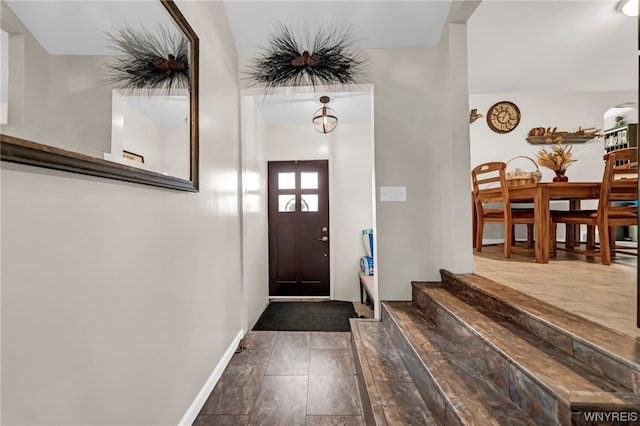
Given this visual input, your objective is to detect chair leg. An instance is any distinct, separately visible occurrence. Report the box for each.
[504,222,512,258]
[550,221,557,257]
[526,224,534,248]
[598,222,611,265]
[587,226,596,251]
[609,226,616,256]
[565,224,573,249]
[472,194,477,249]
[475,219,484,253]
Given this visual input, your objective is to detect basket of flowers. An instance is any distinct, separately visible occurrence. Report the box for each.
[506,156,542,186]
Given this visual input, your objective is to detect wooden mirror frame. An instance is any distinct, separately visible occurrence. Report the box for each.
[0,0,199,192]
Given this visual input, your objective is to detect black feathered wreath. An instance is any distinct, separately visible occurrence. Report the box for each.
[103,25,189,93]
[246,23,368,91]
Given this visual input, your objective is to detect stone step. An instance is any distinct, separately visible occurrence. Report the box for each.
[349,318,436,425]
[381,302,536,426]
[435,269,640,395]
[410,277,640,425]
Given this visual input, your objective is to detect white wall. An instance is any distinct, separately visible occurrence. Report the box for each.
[122,100,161,167]
[435,20,474,275]
[241,94,270,330]
[265,121,375,303]
[161,124,190,179]
[368,46,440,302]
[366,40,474,303]
[1,1,243,425]
[332,122,376,302]
[470,91,637,182]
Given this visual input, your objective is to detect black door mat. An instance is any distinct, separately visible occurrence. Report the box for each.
[252,300,358,332]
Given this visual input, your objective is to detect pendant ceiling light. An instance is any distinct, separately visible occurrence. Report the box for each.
[312,96,338,134]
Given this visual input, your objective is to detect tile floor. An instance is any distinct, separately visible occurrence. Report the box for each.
[192,246,638,425]
[193,331,365,426]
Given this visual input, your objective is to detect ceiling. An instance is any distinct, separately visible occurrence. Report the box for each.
[223,1,453,55]
[4,1,175,56]
[467,0,636,94]
[5,1,636,127]
[224,0,454,127]
[226,0,636,126]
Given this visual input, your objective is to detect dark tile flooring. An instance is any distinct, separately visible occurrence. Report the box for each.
[193,331,364,426]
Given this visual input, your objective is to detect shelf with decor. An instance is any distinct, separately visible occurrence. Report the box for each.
[526,135,598,145]
[526,126,602,145]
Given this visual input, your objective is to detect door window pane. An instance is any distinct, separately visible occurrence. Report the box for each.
[301,194,318,212]
[300,172,318,189]
[278,172,295,189]
[279,195,296,212]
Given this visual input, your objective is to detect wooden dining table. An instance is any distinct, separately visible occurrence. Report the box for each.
[476,180,638,263]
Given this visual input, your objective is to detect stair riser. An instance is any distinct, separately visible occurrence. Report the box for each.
[381,306,457,426]
[413,282,439,322]
[437,271,640,393]
[437,273,575,355]
[388,300,571,425]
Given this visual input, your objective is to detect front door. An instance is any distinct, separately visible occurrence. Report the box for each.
[268,160,329,296]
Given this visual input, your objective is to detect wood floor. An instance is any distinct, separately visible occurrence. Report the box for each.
[473,243,639,338]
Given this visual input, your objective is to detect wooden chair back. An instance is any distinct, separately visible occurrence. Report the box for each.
[599,148,638,218]
[610,147,638,174]
[471,162,510,218]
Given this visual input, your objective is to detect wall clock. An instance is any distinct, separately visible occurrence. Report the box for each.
[487,101,521,134]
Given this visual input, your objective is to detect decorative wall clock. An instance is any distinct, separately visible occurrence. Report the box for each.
[487,101,521,133]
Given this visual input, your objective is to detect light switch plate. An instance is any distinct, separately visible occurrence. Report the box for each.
[380,186,407,202]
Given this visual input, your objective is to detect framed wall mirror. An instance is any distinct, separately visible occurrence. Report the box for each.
[0,0,199,191]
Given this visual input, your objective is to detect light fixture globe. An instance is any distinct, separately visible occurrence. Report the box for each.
[312,96,338,134]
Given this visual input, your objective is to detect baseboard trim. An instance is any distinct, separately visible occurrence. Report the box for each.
[177,328,245,426]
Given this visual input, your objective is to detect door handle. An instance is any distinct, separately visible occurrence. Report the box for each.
[317,236,328,242]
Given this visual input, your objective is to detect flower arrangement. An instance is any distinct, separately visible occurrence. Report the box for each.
[536,144,576,171]
[536,144,576,182]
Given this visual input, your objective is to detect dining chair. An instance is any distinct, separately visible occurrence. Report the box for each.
[551,148,638,265]
[471,162,535,258]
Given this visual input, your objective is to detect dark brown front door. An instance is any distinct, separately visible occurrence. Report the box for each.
[268,160,329,296]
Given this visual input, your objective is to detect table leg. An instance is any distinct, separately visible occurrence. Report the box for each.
[534,186,550,263]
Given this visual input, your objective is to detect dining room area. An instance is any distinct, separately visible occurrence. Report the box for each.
[469,123,638,338]
[466,0,638,339]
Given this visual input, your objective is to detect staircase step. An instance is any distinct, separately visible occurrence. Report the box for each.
[410,278,640,425]
[349,318,436,425]
[381,302,536,426]
[436,270,640,394]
